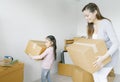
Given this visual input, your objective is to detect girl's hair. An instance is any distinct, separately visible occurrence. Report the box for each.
[82,3,108,39]
[46,35,57,60]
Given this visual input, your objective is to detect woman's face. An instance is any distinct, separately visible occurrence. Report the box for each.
[45,38,53,48]
[83,9,97,23]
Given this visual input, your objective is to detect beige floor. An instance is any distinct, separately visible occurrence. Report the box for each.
[34,73,120,82]
[34,73,72,82]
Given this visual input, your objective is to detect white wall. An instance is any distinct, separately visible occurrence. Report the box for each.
[77,0,120,74]
[0,0,80,82]
[1,0,120,81]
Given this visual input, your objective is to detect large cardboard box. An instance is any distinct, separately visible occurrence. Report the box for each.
[58,62,74,76]
[25,40,46,56]
[67,38,111,73]
[0,62,24,82]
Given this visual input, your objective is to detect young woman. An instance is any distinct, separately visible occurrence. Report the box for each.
[30,35,57,82]
[82,3,119,82]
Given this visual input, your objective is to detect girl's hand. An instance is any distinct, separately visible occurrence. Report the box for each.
[28,54,41,60]
[28,54,35,59]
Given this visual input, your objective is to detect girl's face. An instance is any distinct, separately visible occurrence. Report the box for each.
[83,9,97,23]
[45,38,53,48]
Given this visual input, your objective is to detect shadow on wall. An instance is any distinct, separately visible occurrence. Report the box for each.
[24,63,34,82]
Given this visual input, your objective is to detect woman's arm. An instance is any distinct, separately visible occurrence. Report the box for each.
[93,20,119,68]
[104,20,119,56]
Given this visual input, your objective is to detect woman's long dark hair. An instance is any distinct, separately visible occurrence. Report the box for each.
[82,3,107,39]
[46,35,57,60]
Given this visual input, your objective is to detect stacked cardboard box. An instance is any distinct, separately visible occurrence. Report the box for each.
[25,40,46,56]
[64,39,74,51]
[0,62,24,82]
[58,61,74,76]
[64,37,82,51]
[58,63,115,82]
[107,69,115,82]
[72,66,115,82]
[72,66,94,82]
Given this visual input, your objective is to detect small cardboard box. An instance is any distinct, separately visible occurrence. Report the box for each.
[25,40,46,56]
[67,38,111,73]
[0,62,24,82]
[58,62,74,76]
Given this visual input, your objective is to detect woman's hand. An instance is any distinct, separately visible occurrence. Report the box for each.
[93,53,110,69]
[93,56,104,69]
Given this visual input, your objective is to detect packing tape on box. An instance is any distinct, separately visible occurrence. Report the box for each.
[74,42,98,53]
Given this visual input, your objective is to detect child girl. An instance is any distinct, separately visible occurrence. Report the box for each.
[30,35,57,82]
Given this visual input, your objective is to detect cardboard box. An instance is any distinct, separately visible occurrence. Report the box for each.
[108,75,115,82]
[58,62,74,76]
[108,69,115,82]
[58,62,114,82]
[72,66,94,82]
[72,66,115,82]
[0,62,24,82]
[64,39,74,51]
[73,37,83,41]
[67,38,111,73]
[25,40,46,56]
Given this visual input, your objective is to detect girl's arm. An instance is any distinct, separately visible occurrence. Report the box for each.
[30,49,48,60]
